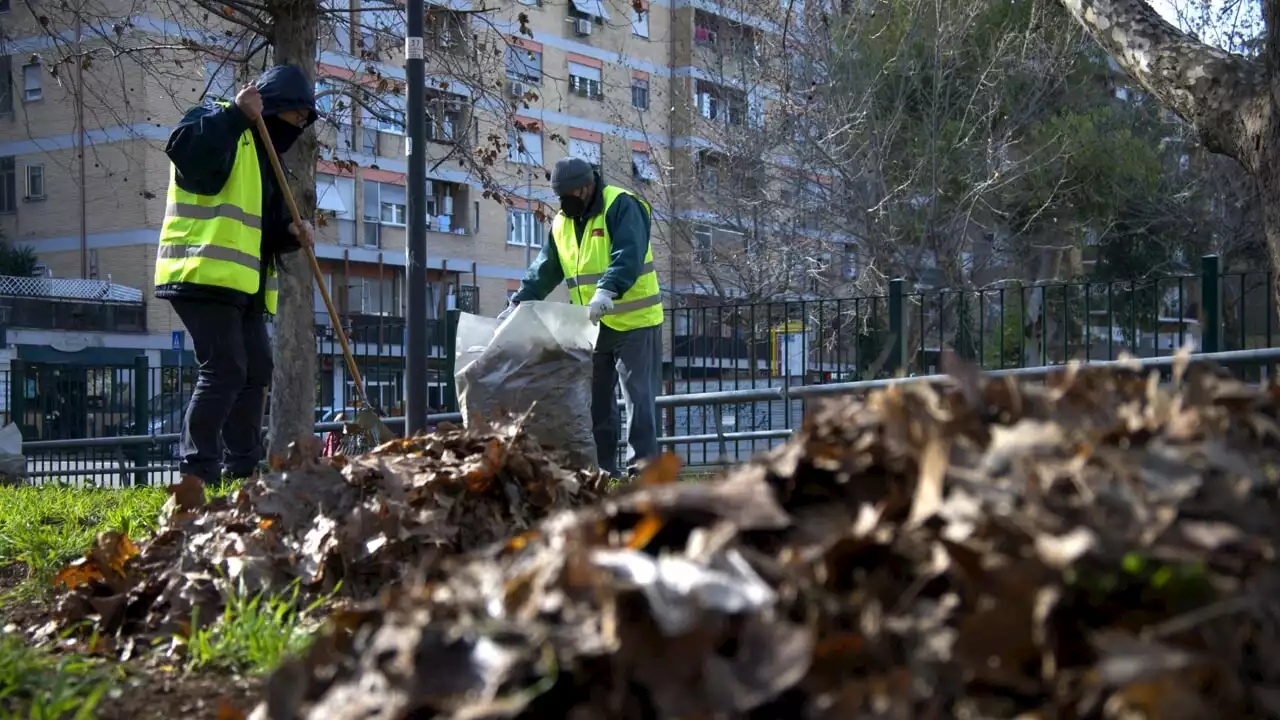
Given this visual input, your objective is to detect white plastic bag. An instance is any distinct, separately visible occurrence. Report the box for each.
[454,301,599,469]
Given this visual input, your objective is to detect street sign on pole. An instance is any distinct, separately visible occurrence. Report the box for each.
[172,331,184,353]
[405,0,428,435]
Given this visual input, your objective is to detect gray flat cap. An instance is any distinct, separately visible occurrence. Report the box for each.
[552,156,595,195]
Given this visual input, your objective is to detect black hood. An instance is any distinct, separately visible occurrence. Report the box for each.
[254,64,317,154]
[256,64,318,126]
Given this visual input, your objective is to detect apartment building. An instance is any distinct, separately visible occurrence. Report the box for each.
[0,0,840,415]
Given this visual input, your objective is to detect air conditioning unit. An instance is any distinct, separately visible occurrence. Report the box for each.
[508,80,527,99]
[574,18,592,36]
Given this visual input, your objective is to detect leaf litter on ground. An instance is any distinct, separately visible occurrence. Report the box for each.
[32,411,607,659]
[245,355,1280,719]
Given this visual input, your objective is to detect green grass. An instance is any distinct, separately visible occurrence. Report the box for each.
[0,486,169,588]
[0,633,122,719]
[177,580,330,677]
[0,480,243,591]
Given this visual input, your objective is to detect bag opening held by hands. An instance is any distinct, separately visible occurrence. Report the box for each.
[454,302,600,470]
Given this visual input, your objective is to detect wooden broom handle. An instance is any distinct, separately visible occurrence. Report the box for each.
[252,115,369,407]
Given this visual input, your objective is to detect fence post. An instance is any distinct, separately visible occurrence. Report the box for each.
[8,359,24,436]
[888,278,907,376]
[443,309,461,414]
[132,355,149,487]
[1201,254,1222,353]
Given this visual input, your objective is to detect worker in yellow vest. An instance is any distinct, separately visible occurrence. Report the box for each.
[503,157,664,479]
[154,65,317,486]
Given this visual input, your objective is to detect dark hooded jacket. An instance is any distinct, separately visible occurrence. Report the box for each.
[156,64,318,310]
[512,171,652,304]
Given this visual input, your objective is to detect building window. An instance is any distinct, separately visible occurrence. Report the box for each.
[842,246,858,280]
[632,7,649,37]
[0,157,14,213]
[632,151,657,182]
[24,164,43,200]
[568,136,601,173]
[507,127,544,165]
[346,275,399,316]
[631,77,649,109]
[0,56,12,115]
[568,0,610,22]
[375,93,406,134]
[426,97,462,141]
[508,209,544,247]
[567,62,602,100]
[363,180,406,245]
[696,80,746,126]
[693,225,712,263]
[22,63,41,102]
[506,45,542,84]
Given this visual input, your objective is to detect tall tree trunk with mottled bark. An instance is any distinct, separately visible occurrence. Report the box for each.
[266,0,319,459]
[1056,0,1279,306]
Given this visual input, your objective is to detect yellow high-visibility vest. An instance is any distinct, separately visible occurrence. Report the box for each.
[551,185,663,331]
[154,101,279,314]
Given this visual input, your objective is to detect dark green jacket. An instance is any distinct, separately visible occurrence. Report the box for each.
[513,180,651,302]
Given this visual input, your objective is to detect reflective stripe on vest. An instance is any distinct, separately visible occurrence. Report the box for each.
[551,185,663,331]
[154,101,276,314]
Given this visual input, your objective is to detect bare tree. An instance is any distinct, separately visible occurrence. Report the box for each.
[18,0,546,451]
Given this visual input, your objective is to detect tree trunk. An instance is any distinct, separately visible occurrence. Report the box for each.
[1260,118,1280,323]
[266,2,319,459]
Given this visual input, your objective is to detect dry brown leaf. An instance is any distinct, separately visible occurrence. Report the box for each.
[214,701,246,720]
[638,453,682,486]
[167,475,206,512]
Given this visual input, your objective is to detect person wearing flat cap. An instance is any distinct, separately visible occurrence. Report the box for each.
[500,156,663,480]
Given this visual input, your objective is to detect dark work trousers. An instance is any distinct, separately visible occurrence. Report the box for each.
[591,323,663,478]
[170,299,273,482]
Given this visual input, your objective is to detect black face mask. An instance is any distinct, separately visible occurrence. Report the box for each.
[560,194,588,218]
[264,115,305,154]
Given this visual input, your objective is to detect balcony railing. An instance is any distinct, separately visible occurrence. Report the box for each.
[314,313,444,348]
[0,276,147,333]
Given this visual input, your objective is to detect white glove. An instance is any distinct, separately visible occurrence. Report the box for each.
[497,301,518,321]
[587,288,615,324]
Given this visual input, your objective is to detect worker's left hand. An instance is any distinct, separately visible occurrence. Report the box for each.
[587,288,615,324]
[289,220,315,248]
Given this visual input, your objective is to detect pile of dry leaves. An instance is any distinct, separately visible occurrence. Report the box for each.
[252,359,1280,719]
[43,414,606,647]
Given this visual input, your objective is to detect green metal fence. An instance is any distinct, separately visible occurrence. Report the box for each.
[8,254,1278,481]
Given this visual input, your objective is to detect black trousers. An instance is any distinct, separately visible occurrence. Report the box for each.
[170,299,272,482]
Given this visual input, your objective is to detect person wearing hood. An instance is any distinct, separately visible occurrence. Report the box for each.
[501,156,664,480]
[154,64,318,485]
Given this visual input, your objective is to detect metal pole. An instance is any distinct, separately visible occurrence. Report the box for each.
[405,0,428,435]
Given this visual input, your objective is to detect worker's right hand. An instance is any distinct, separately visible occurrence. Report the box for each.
[235,83,263,121]
[497,301,518,322]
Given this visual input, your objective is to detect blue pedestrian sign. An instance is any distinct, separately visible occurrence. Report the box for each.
[172,331,184,353]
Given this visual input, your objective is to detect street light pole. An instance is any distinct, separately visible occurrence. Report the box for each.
[405,0,428,435]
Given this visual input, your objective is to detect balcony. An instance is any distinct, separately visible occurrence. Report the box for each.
[0,276,147,333]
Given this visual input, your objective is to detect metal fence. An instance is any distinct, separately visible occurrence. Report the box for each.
[9,255,1280,483]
